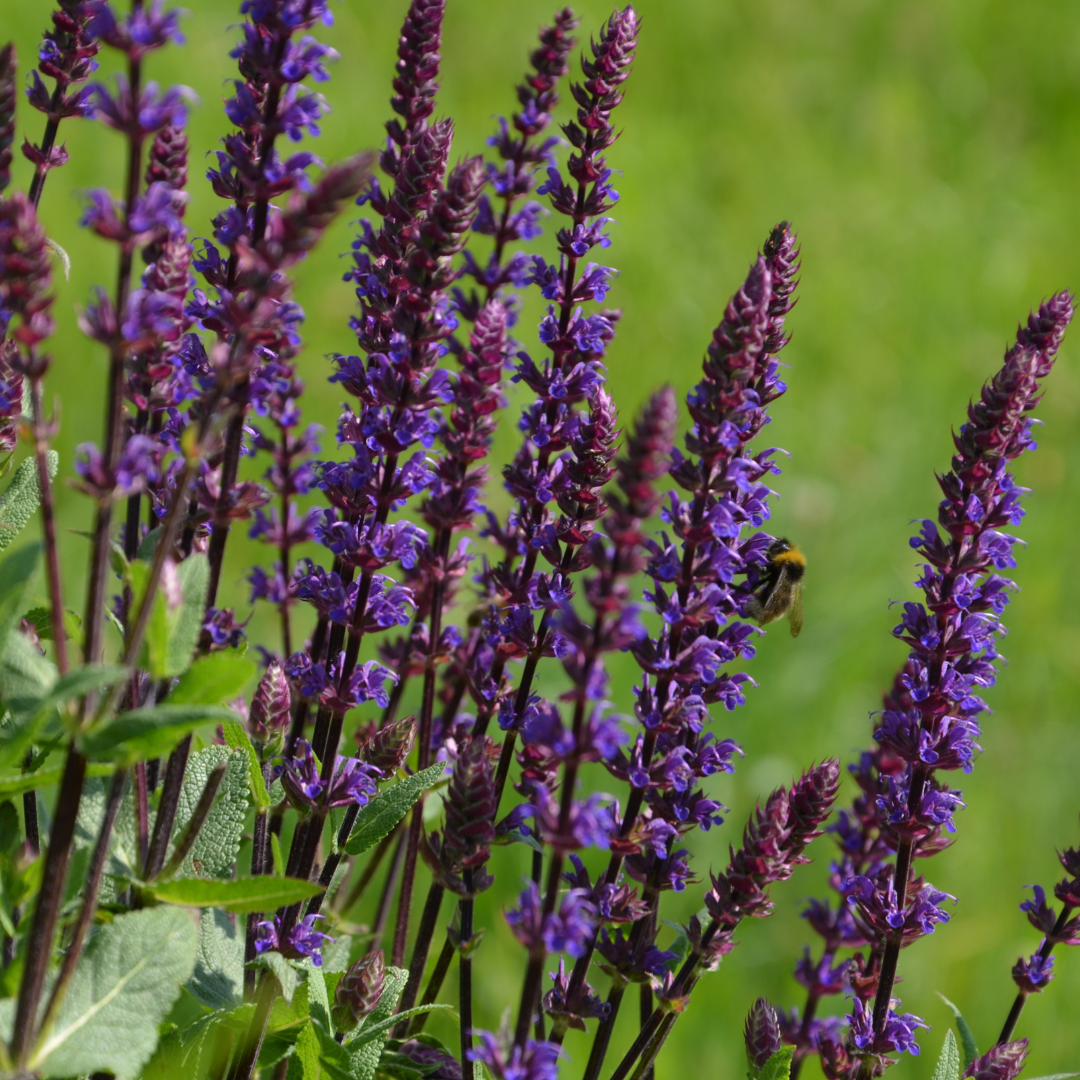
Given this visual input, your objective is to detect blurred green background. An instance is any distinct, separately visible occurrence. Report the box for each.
[3,0,1080,1075]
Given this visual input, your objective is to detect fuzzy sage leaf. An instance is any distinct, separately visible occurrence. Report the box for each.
[936,993,979,1070]
[187,908,244,1010]
[28,906,197,1080]
[171,745,249,878]
[751,1045,795,1080]
[77,703,238,763]
[148,874,324,913]
[0,453,57,553]
[222,718,271,809]
[931,1030,962,1080]
[344,761,445,856]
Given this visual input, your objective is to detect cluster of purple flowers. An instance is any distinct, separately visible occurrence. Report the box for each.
[779,296,1074,1080]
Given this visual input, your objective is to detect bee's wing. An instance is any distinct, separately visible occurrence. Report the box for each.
[757,572,791,625]
[788,581,804,638]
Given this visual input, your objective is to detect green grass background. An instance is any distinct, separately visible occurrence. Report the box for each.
[3,0,1080,1076]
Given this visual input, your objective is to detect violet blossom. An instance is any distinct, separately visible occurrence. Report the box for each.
[254,911,332,966]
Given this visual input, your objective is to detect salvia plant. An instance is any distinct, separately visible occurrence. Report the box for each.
[0,2,1074,1080]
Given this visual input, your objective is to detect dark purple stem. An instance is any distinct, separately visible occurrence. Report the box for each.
[998,903,1075,1044]
[83,41,146,671]
[158,760,227,879]
[38,768,127,1032]
[459,871,475,1077]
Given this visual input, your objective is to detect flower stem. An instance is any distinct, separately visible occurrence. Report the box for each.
[407,932,455,1036]
[397,879,445,1021]
[390,552,447,967]
[27,108,61,207]
[304,800,362,917]
[336,824,399,914]
[28,374,67,675]
[82,43,146,670]
[459,871,475,1079]
[998,903,1075,1043]
[36,768,126,1040]
[225,970,276,1080]
[372,827,407,952]
[8,745,87,1066]
[581,981,627,1080]
[144,734,192,878]
[158,760,227,880]
[244,806,269,995]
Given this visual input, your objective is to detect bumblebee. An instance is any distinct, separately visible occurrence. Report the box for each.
[746,538,805,637]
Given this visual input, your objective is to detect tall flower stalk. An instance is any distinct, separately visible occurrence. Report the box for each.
[780,295,1074,1080]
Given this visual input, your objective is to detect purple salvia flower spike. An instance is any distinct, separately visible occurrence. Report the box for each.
[0,193,56,348]
[563,223,802,1080]
[604,762,840,1080]
[382,0,444,179]
[782,295,1073,1080]
[469,1030,561,1080]
[425,735,497,898]
[853,294,1075,1073]
[24,2,101,204]
[965,1041,1029,1080]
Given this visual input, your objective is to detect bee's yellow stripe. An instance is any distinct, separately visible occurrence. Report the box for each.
[772,548,806,568]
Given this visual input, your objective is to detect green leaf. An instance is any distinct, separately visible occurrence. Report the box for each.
[931,1030,962,1080]
[0,623,55,705]
[344,762,445,856]
[314,1022,355,1080]
[1024,1074,1080,1080]
[345,965,408,1080]
[322,933,353,974]
[346,1004,451,1051]
[937,993,979,1070]
[171,746,250,879]
[286,1021,322,1080]
[141,1008,225,1080]
[0,543,42,644]
[222,719,270,809]
[0,453,56,553]
[169,652,256,707]
[135,554,209,679]
[49,663,129,707]
[137,526,164,562]
[252,950,300,1004]
[167,554,209,676]
[0,761,113,797]
[149,875,324,913]
[752,1045,796,1080]
[188,908,244,1010]
[30,906,197,1080]
[304,959,332,1035]
[20,605,82,648]
[0,663,123,775]
[0,631,59,770]
[78,703,237,764]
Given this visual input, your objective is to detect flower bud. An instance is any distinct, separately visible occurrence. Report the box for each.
[964,1040,1029,1080]
[357,713,416,776]
[332,949,386,1031]
[249,659,290,753]
[744,997,782,1070]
